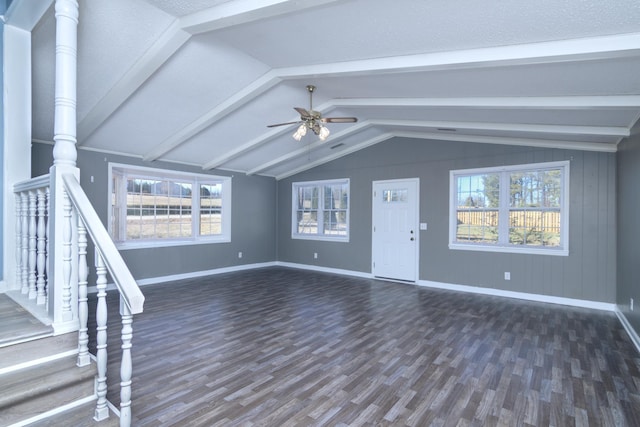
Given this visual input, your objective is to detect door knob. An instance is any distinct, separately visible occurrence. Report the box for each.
[410,237,414,241]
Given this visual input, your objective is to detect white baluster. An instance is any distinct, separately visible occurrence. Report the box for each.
[21,193,29,294]
[94,252,110,421]
[36,190,46,304]
[45,187,50,310]
[61,189,73,321]
[120,298,134,427]
[28,191,38,299]
[77,218,89,366]
[16,193,23,293]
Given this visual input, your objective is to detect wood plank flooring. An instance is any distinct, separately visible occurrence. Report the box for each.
[89,267,640,426]
[0,294,52,347]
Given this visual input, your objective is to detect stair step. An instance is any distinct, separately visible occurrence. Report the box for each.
[0,355,96,426]
[0,332,77,372]
[26,400,120,427]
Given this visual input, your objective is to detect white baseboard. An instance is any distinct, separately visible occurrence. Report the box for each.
[135,261,278,287]
[418,279,617,312]
[615,308,640,354]
[92,261,278,293]
[275,262,374,280]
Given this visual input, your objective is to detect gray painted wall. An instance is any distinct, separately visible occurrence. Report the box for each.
[617,133,640,330]
[278,137,616,303]
[32,143,277,280]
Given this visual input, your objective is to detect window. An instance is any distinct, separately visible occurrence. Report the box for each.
[450,161,569,255]
[109,164,231,248]
[292,179,349,241]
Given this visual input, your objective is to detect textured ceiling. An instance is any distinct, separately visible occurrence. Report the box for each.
[27,0,640,179]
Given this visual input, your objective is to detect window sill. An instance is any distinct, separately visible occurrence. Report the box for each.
[291,234,349,243]
[449,242,568,256]
[116,237,230,250]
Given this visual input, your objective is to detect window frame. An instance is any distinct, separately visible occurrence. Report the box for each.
[291,178,350,242]
[108,163,231,249]
[449,160,569,256]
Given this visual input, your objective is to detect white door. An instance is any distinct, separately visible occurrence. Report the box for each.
[372,179,419,282]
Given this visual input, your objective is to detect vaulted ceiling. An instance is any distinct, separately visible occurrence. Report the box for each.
[30,0,640,179]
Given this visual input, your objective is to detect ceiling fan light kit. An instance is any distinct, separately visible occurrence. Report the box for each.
[268,85,357,142]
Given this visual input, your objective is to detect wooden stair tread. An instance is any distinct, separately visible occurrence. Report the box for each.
[0,332,77,371]
[27,400,121,427]
[0,294,52,348]
[0,355,96,426]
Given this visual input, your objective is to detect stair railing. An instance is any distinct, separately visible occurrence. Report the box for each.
[13,171,145,426]
[13,175,51,308]
[61,173,145,426]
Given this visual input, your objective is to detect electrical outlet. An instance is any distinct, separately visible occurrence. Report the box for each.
[631,298,634,311]
[238,251,242,259]
[314,252,318,259]
[504,272,511,280]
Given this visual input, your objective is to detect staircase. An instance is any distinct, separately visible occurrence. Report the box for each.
[0,294,116,426]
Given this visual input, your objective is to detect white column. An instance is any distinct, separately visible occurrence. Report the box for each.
[3,23,33,291]
[48,0,80,333]
[52,0,79,168]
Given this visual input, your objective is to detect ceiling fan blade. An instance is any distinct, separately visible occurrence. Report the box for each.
[267,121,302,128]
[294,107,311,118]
[322,117,358,123]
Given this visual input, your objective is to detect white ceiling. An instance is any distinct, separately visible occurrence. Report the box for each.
[29,0,640,179]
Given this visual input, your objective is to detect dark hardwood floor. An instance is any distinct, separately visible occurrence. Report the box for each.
[89,267,640,426]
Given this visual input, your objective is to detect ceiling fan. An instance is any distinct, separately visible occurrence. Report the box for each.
[267,85,358,141]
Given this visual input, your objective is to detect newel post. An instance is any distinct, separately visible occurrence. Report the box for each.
[48,0,81,334]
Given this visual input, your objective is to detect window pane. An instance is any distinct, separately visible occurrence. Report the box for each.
[292,180,349,239]
[382,189,408,203]
[509,168,562,247]
[455,173,499,243]
[200,183,222,236]
[323,210,347,236]
[124,178,193,240]
[298,186,319,210]
[297,211,318,234]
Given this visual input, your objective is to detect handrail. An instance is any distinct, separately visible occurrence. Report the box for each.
[14,174,51,193]
[61,173,144,314]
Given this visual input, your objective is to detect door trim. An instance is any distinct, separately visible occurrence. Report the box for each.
[371,178,420,282]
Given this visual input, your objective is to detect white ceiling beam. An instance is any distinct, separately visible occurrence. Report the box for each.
[370,119,629,137]
[331,95,640,109]
[77,21,190,143]
[202,119,294,170]
[202,98,346,170]
[147,72,281,163]
[180,0,341,34]
[256,119,621,176]
[247,121,371,175]
[275,33,640,79]
[391,131,618,153]
[214,111,628,175]
[275,133,394,180]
